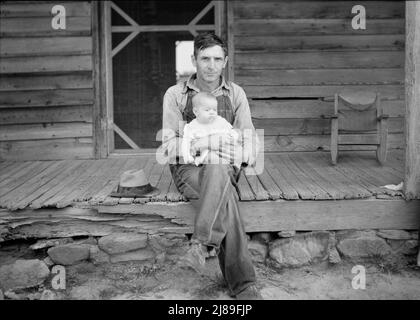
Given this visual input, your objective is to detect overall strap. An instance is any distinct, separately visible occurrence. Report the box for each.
[182,82,235,125]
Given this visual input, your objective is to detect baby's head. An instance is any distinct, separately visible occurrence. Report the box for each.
[192,92,217,124]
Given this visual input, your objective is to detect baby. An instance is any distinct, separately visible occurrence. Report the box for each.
[182,92,242,168]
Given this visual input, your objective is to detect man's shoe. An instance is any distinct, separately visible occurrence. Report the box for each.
[235,285,263,300]
[178,241,207,274]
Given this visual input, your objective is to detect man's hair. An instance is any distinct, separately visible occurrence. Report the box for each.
[192,92,217,109]
[193,32,228,58]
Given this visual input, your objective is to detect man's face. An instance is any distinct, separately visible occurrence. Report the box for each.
[193,97,218,124]
[192,45,228,84]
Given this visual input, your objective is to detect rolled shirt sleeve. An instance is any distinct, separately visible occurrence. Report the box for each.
[231,85,260,157]
[162,87,185,163]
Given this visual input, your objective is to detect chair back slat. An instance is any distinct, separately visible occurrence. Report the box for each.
[337,93,379,132]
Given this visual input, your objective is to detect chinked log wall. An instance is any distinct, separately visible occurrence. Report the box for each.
[0,1,95,160]
[232,1,406,152]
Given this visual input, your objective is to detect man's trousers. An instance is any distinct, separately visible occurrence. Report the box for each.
[169,163,256,295]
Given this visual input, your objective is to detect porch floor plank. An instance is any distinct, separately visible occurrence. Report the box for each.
[244,166,270,201]
[0,161,50,199]
[56,159,111,208]
[20,160,82,209]
[311,153,373,199]
[251,163,283,200]
[272,154,318,199]
[237,170,255,200]
[0,150,408,210]
[264,155,299,200]
[41,160,99,208]
[6,160,70,210]
[290,152,345,199]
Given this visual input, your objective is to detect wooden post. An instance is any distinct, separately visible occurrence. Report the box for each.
[226,0,234,82]
[92,1,107,159]
[99,1,114,155]
[404,1,420,200]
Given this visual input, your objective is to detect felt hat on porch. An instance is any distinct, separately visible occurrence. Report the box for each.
[110,169,160,198]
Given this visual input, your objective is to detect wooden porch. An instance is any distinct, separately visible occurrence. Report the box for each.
[1,150,419,237]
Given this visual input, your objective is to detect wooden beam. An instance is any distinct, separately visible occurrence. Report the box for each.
[94,199,420,232]
[92,1,106,159]
[226,0,234,82]
[101,1,114,155]
[404,1,420,199]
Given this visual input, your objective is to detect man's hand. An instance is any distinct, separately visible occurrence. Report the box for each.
[191,133,235,154]
[242,144,257,167]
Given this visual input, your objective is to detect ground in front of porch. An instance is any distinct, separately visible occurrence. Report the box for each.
[0,238,419,300]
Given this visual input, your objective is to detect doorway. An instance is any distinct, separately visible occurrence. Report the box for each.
[102,1,223,154]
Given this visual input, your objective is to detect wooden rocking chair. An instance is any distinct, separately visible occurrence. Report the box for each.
[330,92,389,165]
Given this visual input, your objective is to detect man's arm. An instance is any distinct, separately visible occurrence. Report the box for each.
[232,85,260,166]
[162,88,184,163]
[181,125,195,164]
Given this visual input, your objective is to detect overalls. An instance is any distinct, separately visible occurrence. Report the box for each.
[169,82,256,296]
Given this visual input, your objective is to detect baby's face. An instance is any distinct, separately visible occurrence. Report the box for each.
[193,98,217,124]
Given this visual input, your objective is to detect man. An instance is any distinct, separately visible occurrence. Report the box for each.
[161,32,262,300]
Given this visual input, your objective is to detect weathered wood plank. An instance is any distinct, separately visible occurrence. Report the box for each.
[253,118,404,136]
[236,69,403,86]
[311,152,374,198]
[0,37,92,57]
[0,138,93,160]
[93,199,420,232]
[263,133,403,152]
[2,160,66,209]
[31,160,96,208]
[0,161,42,189]
[234,1,404,19]
[0,73,93,91]
[0,89,94,108]
[0,2,91,17]
[0,55,92,74]
[244,167,270,201]
[263,155,299,199]
[237,170,255,201]
[270,154,317,199]
[0,161,51,197]
[0,161,31,178]
[54,160,110,208]
[234,19,405,36]
[249,163,282,200]
[0,17,91,37]
[404,1,420,199]
[235,34,405,52]
[288,152,345,199]
[12,160,82,209]
[250,100,405,119]
[282,153,332,199]
[0,122,92,141]
[237,51,404,69]
[244,84,404,99]
[0,105,93,125]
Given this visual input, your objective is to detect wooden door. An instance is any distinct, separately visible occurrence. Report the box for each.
[100,0,223,155]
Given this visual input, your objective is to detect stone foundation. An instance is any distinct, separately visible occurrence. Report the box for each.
[0,229,418,295]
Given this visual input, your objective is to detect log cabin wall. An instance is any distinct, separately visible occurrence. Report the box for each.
[0,1,95,160]
[232,1,405,152]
